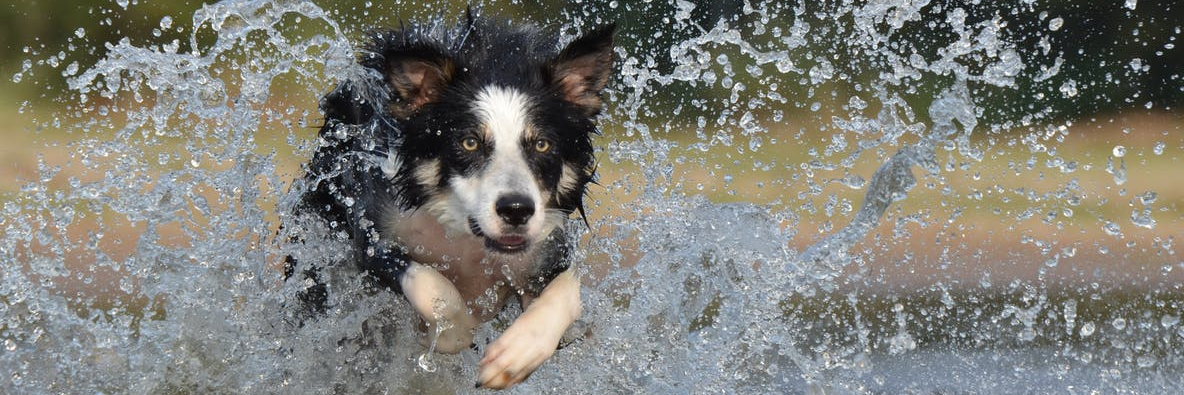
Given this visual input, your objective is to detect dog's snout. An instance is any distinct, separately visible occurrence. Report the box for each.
[495,195,534,226]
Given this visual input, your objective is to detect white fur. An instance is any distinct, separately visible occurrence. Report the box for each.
[381,86,581,390]
[380,148,402,179]
[558,164,579,195]
[475,86,533,156]
[449,86,551,242]
[400,262,478,353]
[423,193,469,238]
[413,159,440,188]
[478,266,581,388]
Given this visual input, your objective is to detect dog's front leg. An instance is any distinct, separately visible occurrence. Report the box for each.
[477,267,581,389]
[400,262,477,354]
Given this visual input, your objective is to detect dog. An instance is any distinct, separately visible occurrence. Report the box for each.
[284,14,614,389]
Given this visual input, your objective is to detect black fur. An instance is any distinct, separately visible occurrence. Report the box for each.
[285,17,614,313]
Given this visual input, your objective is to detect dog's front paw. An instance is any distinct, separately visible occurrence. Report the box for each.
[476,314,562,389]
[421,314,477,354]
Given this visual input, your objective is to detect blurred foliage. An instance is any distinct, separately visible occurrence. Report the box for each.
[1,0,1180,125]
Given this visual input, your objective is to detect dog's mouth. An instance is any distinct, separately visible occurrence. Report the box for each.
[469,218,530,253]
[485,235,529,253]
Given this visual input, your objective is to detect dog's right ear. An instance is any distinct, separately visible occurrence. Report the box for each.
[383,46,457,117]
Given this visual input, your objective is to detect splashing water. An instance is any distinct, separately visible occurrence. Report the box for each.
[3,0,1182,393]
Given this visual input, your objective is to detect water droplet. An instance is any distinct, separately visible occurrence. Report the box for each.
[74,28,86,38]
[1107,156,1126,185]
[1063,299,1078,334]
[887,331,916,355]
[1018,327,1037,342]
[1162,315,1180,328]
[1080,322,1096,336]
[61,61,79,77]
[1112,317,1127,330]
[1048,17,1063,31]
[1140,191,1157,205]
[416,353,437,372]
[160,16,174,30]
[1059,80,1078,97]
[1131,209,1156,229]
[1129,58,1145,73]
[1102,221,1121,236]
[748,137,762,152]
[1124,0,1138,10]
[1153,141,1165,155]
[848,173,872,189]
[1112,145,1126,157]
[808,60,834,84]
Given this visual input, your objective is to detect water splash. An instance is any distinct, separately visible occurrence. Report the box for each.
[3,0,1182,393]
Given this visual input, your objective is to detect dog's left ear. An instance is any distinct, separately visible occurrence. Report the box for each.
[548,24,616,116]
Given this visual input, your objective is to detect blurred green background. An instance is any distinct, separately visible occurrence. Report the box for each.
[2,0,1180,114]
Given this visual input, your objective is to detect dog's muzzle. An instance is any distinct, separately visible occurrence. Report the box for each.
[469,216,531,253]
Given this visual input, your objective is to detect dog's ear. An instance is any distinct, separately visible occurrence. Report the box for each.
[384,47,457,117]
[548,24,616,116]
[320,81,374,126]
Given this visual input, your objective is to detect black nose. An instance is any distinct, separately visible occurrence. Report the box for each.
[495,195,535,226]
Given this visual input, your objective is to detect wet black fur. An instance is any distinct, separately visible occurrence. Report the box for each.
[285,17,613,312]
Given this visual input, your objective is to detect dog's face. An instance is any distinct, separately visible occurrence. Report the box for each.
[375,24,614,254]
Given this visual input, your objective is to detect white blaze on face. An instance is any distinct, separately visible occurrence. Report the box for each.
[449,86,547,241]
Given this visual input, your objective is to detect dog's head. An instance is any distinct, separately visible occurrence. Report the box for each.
[366,21,614,254]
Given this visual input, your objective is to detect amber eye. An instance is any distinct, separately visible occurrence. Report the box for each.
[461,136,481,151]
[533,139,552,153]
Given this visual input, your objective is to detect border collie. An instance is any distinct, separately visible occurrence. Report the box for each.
[285,15,614,389]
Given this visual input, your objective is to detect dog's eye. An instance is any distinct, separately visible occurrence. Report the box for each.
[533,139,552,153]
[461,137,481,151]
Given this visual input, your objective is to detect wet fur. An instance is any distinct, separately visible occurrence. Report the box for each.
[285,15,614,389]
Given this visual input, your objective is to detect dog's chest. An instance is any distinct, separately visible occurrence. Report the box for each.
[386,210,536,316]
